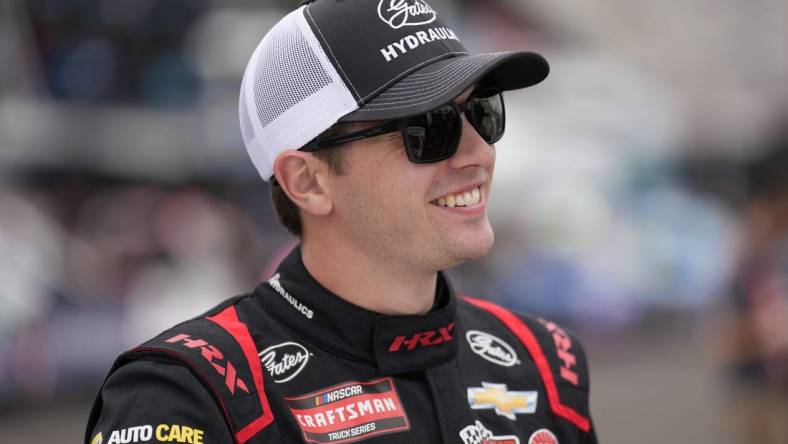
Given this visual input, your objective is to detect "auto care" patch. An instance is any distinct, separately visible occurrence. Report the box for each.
[285,377,410,443]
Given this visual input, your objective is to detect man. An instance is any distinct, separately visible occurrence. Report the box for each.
[86,1,597,443]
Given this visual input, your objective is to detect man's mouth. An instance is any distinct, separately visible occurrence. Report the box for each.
[431,186,482,208]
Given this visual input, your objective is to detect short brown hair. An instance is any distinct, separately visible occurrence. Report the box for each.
[270,124,352,236]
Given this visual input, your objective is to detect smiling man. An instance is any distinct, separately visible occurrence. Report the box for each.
[86,1,597,443]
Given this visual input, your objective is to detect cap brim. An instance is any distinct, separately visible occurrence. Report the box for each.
[339,51,548,122]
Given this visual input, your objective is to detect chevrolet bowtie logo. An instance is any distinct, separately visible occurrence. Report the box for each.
[467,382,538,420]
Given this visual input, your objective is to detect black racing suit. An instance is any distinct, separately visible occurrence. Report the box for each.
[86,248,597,444]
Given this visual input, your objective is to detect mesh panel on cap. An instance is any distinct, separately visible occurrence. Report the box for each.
[239,76,255,143]
[252,20,332,128]
[239,6,358,181]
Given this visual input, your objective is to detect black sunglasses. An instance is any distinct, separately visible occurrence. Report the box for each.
[301,87,505,164]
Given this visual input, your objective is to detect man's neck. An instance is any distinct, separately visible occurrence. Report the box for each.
[300,241,438,316]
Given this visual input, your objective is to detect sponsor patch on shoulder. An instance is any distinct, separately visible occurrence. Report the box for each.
[528,429,558,444]
[285,377,410,443]
[538,319,579,386]
[459,420,520,444]
[466,330,520,367]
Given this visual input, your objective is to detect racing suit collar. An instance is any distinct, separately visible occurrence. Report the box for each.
[256,246,459,374]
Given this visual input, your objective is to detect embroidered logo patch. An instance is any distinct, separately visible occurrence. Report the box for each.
[528,429,558,444]
[377,0,437,29]
[259,341,310,383]
[538,319,579,386]
[103,424,204,444]
[388,322,455,352]
[268,273,314,319]
[165,333,249,395]
[285,378,410,443]
[466,330,520,367]
[468,382,538,420]
[106,425,151,444]
[459,420,520,444]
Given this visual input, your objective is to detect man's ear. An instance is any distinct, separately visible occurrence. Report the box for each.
[272,150,333,216]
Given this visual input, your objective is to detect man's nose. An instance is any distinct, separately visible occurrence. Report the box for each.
[445,115,495,170]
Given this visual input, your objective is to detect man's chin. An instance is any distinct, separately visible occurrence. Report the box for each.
[463,238,495,261]
[441,230,495,268]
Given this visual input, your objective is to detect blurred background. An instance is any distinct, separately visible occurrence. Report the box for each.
[0,0,786,442]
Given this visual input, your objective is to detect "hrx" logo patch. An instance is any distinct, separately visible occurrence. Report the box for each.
[388,322,455,352]
[166,333,250,395]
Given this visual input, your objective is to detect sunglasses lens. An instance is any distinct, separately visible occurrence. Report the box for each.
[404,104,461,162]
[399,90,503,163]
[466,91,504,144]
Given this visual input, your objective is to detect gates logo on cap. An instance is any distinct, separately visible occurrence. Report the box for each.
[377,0,437,29]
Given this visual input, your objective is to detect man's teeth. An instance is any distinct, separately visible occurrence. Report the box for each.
[435,187,481,208]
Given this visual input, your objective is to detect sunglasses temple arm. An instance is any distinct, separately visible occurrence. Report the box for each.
[303,121,400,151]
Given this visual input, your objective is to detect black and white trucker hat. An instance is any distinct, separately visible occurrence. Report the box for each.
[239,0,549,181]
